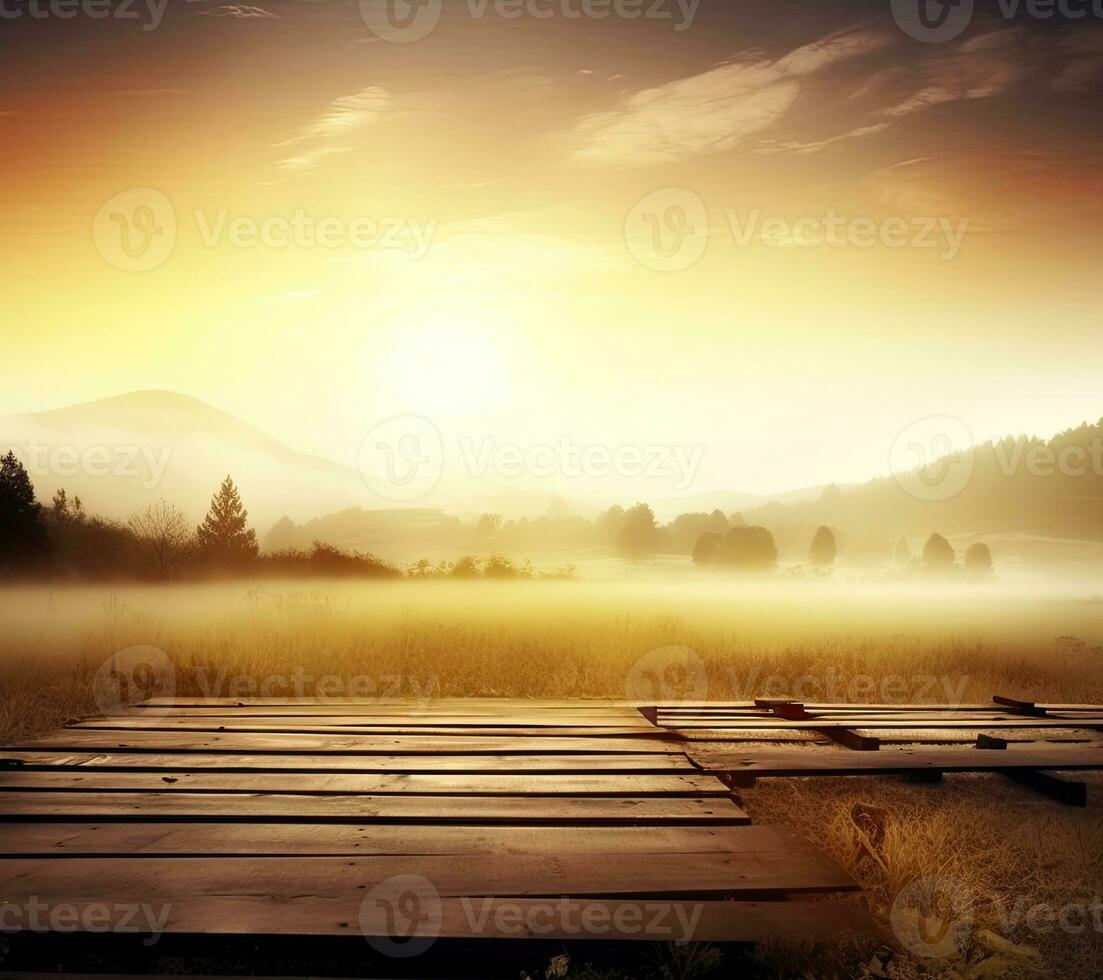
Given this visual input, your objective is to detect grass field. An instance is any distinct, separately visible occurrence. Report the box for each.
[1,577,1102,978]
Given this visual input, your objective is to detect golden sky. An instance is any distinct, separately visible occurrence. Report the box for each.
[3,1,1102,498]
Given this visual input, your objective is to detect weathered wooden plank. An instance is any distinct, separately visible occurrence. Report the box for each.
[1002,769,1088,806]
[0,822,794,858]
[0,771,730,797]
[131,698,640,709]
[0,850,855,899]
[127,706,647,720]
[661,717,1103,730]
[661,711,1103,723]
[71,721,657,738]
[0,751,697,773]
[5,732,683,755]
[687,745,1103,776]
[0,792,748,825]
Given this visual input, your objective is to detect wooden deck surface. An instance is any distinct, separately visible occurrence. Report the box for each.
[0,698,867,961]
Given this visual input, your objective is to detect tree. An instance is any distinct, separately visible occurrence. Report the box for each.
[616,502,658,562]
[707,509,729,534]
[50,489,86,528]
[809,526,837,568]
[129,499,193,574]
[475,513,503,539]
[692,531,722,566]
[195,476,258,564]
[729,512,747,528]
[719,525,778,571]
[964,542,993,577]
[0,450,49,571]
[894,538,912,565]
[922,532,956,571]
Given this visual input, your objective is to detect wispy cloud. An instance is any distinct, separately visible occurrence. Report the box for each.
[195,3,278,18]
[564,30,887,168]
[273,86,391,176]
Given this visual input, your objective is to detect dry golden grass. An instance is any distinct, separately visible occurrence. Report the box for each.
[1,577,1101,978]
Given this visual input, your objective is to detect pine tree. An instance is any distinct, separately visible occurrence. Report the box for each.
[0,451,49,570]
[195,476,258,564]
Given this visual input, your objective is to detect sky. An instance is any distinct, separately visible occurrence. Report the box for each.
[3,0,1102,500]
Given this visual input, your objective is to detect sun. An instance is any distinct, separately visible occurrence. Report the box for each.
[384,308,511,415]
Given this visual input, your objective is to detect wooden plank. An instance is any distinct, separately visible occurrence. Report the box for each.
[131,698,640,708]
[687,745,1103,776]
[5,732,683,755]
[0,791,749,825]
[661,711,1103,723]
[0,751,697,774]
[1002,769,1088,806]
[0,771,730,797]
[819,727,880,751]
[126,706,647,719]
[0,822,799,858]
[658,717,1103,730]
[0,850,855,900]
[70,721,657,738]
[0,898,870,943]
[660,702,1103,713]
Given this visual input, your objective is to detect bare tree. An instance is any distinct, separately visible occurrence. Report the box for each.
[129,499,193,573]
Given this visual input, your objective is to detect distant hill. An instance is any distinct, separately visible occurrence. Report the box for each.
[651,483,850,522]
[742,418,1103,561]
[0,391,369,528]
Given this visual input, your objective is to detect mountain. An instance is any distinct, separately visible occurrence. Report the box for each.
[650,484,850,522]
[0,391,369,528]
